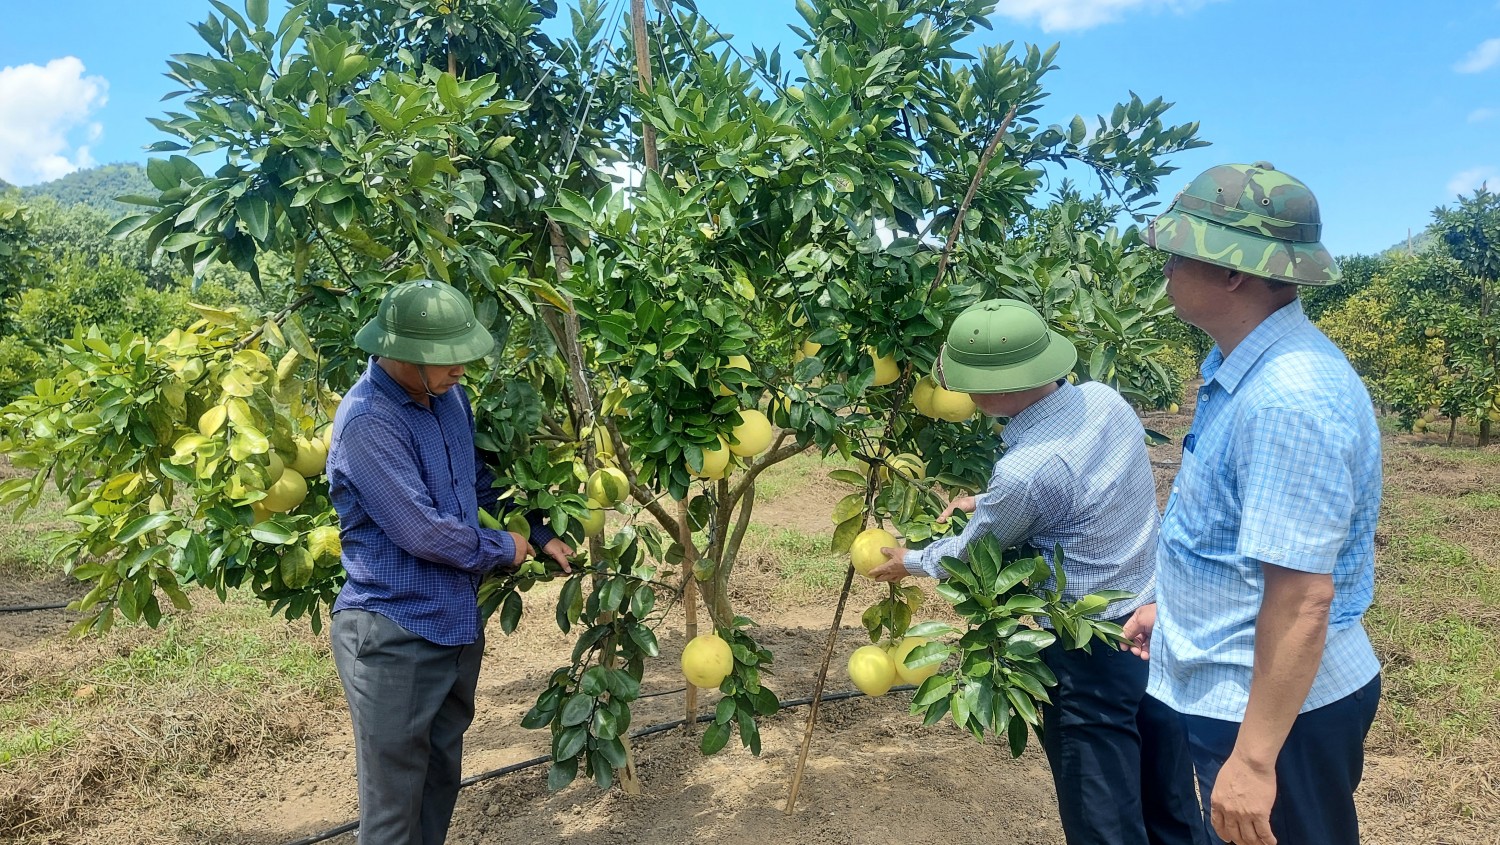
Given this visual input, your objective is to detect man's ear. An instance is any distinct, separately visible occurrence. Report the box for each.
[1222,269,1252,293]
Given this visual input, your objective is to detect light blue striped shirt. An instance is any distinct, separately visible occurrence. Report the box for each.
[1150,300,1382,721]
[905,381,1158,626]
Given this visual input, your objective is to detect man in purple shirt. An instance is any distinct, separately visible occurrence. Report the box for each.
[327,280,572,844]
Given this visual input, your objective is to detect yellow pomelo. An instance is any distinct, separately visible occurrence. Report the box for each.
[265,450,286,485]
[579,501,606,538]
[850,527,898,577]
[883,452,926,483]
[249,501,273,524]
[681,633,734,689]
[288,435,329,477]
[718,354,752,396]
[769,394,793,427]
[586,467,630,507]
[868,347,899,386]
[891,636,941,685]
[261,469,308,513]
[847,644,896,696]
[912,376,974,422]
[1167,402,1180,415]
[729,409,773,457]
[793,339,821,362]
[688,436,732,480]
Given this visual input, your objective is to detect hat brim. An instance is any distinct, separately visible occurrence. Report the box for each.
[1145,208,1341,286]
[939,331,1077,394]
[355,318,495,366]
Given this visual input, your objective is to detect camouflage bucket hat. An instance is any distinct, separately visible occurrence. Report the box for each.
[1144,162,1341,286]
[356,280,495,366]
[936,299,1077,394]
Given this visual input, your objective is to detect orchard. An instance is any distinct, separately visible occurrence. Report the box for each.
[0,0,1202,800]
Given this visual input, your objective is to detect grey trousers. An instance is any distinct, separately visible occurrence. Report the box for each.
[331,609,483,845]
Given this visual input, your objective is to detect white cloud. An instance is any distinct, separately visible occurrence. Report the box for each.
[1469,107,1499,123]
[988,0,1215,31]
[1454,38,1500,73]
[1447,166,1500,197]
[0,57,108,186]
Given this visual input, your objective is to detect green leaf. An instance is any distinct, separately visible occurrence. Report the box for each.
[499,590,523,635]
[560,693,593,727]
[830,514,863,553]
[700,720,732,755]
[827,469,866,486]
[250,519,297,545]
[547,754,578,791]
[116,512,172,544]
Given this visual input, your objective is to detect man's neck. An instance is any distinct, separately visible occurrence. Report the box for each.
[1204,295,1297,359]
[376,357,433,408]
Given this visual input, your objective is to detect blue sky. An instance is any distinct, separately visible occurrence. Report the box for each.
[1,0,1497,256]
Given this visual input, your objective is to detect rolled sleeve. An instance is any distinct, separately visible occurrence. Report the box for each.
[906,465,1042,579]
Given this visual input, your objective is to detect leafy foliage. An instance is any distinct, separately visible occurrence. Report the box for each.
[903,535,1131,756]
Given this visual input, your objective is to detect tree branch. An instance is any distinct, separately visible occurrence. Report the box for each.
[927,103,1018,298]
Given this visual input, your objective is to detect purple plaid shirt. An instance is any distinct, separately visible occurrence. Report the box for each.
[328,358,555,646]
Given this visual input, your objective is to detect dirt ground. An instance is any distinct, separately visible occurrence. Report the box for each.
[3,400,1498,845]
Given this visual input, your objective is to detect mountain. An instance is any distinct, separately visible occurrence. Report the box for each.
[19,163,155,215]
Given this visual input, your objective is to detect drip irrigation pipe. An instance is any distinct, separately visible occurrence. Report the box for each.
[0,602,70,613]
[280,683,917,845]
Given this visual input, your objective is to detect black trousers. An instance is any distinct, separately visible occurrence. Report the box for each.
[1181,674,1381,845]
[1040,632,1206,845]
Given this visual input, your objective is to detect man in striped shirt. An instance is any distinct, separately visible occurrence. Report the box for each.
[1128,163,1383,845]
[328,280,573,845]
[870,299,1203,845]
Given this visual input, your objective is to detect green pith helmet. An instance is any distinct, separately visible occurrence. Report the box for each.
[1145,161,1340,286]
[936,299,1077,394]
[355,280,495,366]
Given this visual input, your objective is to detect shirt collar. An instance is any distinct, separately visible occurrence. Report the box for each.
[1001,381,1078,448]
[367,356,434,409]
[1202,299,1308,394]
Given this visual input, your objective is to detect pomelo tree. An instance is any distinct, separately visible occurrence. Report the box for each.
[0,0,1202,791]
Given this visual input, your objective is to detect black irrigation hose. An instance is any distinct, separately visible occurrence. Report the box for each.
[281,683,918,845]
[0,601,71,613]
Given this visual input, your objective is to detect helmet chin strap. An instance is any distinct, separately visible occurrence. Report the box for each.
[417,365,439,399]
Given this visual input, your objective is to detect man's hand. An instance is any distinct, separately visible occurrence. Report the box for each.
[541,538,574,573]
[507,531,532,568]
[1120,602,1156,660]
[1210,754,1279,845]
[869,545,909,582]
[939,495,977,521]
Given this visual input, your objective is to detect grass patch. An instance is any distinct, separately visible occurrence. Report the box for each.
[0,592,341,839]
[753,450,845,503]
[741,524,845,596]
[1370,485,1500,756]
[0,481,71,579]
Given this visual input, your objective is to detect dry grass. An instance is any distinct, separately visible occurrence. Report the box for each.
[0,594,341,842]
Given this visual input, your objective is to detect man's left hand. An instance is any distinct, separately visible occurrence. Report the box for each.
[1210,752,1278,845]
[868,546,908,582]
[541,538,574,573]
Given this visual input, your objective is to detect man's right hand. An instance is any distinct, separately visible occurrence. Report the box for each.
[507,532,532,568]
[939,495,978,521]
[1120,602,1156,660]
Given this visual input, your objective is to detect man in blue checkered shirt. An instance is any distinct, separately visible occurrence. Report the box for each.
[327,280,574,845]
[1125,163,1383,845]
[870,299,1204,845]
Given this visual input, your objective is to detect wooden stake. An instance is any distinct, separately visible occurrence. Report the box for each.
[679,498,700,729]
[630,0,660,174]
[784,563,856,814]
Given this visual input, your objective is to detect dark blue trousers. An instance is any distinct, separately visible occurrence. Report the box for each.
[1040,634,1206,845]
[1180,674,1381,845]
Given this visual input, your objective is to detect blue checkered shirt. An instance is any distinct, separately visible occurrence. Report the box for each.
[1150,301,1382,721]
[329,359,554,646]
[905,382,1158,626]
